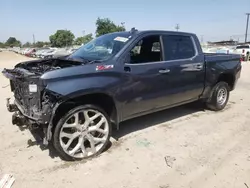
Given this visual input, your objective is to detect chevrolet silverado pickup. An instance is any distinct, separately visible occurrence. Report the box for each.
[2,28,242,161]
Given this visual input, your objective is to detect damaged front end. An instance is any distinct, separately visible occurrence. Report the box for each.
[2,67,62,145]
[2,57,90,146]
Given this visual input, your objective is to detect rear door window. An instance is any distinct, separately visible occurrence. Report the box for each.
[162,35,196,61]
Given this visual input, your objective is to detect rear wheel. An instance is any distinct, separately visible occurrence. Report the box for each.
[53,104,111,161]
[206,81,230,111]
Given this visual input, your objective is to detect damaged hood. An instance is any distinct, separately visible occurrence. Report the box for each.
[3,56,115,84]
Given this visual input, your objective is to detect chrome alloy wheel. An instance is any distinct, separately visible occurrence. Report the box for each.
[217,87,227,105]
[59,109,109,159]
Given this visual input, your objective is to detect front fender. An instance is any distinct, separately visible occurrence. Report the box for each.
[45,76,118,99]
[44,76,121,143]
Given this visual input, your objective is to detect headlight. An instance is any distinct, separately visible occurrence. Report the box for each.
[29,84,37,93]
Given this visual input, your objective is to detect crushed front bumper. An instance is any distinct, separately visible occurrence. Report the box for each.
[6,98,56,145]
[6,98,52,125]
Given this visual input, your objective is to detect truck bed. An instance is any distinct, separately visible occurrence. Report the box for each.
[204,53,241,63]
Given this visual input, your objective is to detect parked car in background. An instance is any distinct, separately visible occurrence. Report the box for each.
[234,44,250,61]
[22,48,30,55]
[52,48,70,58]
[25,48,36,57]
[35,49,48,58]
[37,49,51,58]
[41,49,57,59]
[2,29,242,161]
[216,46,236,54]
[68,48,78,54]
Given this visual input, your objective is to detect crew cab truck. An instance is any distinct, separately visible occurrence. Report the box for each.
[2,28,242,161]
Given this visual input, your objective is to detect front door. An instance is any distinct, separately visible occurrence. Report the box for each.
[120,34,172,120]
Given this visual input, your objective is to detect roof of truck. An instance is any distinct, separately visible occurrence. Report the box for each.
[111,30,196,37]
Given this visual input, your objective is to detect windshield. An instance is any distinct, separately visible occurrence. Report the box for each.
[70,32,131,61]
[236,45,249,49]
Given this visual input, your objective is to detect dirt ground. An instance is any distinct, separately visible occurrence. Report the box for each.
[0,51,250,188]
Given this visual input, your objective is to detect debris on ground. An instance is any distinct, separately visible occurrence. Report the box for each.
[0,174,15,188]
[1,84,9,88]
[245,183,249,188]
[164,156,176,168]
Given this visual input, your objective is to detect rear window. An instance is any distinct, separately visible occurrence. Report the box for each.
[162,35,195,60]
[236,45,249,49]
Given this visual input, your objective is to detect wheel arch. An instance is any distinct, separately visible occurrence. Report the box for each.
[217,72,235,91]
[46,91,119,143]
[54,92,119,127]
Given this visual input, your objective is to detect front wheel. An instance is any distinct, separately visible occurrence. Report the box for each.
[206,81,230,111]
[53,104,111,161]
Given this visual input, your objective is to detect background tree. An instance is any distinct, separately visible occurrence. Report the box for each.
[34,41,50,48]
[0,42,5,48]
[22,42,32,47]
[49,30,75,47]
[5,37,21,47]
[74,34,93,45]
[95,18,125,37]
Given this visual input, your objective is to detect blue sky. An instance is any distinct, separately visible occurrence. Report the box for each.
[0,0,249,43]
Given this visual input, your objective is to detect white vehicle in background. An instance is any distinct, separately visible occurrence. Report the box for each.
[41,49,57,59]
[35,48,50,58]
[37,49,51,58]
[67,48,78,54]
[233,44,250,61]
[53,48,70,58]
[216,46,236,54]
[202,47,218,53]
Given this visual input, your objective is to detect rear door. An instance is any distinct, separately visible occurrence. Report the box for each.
[160,34,205,105]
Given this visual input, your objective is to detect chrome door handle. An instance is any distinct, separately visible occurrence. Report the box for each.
[159,69,170,74]
[194,64,203,69]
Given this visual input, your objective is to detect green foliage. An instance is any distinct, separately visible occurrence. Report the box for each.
[22,42,32,47]
[95,17,125,37]
[4,18,127,48]
[5,37,21,47]
[74,34,93,45]
[34,41,50,48]
[0,42,5,48]
[49,30,75,47]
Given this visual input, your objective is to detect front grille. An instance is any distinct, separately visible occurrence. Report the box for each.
[12,79,40,117]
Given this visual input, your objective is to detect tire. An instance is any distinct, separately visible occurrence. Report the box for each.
[53,104,112,161]
[206,81,230,111]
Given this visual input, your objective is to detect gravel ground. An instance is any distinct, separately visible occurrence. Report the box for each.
[0,51,250,188]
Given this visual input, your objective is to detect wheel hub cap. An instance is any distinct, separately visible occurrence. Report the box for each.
[59,109,109,159]
[217,87,227,105]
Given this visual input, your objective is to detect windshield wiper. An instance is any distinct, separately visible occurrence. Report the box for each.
[66,56,89,63]
[88,60,102,64]
[67,55,102,65]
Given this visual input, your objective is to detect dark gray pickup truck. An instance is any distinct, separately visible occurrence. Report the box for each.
[2,28,242,160]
